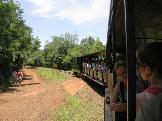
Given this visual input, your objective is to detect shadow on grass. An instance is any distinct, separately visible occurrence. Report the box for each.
[70,73,81,78]
[25,66,37,69]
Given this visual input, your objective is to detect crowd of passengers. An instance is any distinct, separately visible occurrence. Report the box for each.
[82,61,107,83]
[83,42,162,121]
[83,61,106,73]
[109,42,162,121]
[83,61,106,71]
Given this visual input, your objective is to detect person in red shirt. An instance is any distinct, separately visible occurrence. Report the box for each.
[12,70,23,86]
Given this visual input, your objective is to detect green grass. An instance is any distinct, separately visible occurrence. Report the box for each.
[36,67,66,83]
[53,95,103,121]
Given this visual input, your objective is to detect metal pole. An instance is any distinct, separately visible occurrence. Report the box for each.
[124,0,136,121]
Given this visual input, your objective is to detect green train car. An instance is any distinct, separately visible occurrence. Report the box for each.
[71,56,83,77]
[72,50,107,86]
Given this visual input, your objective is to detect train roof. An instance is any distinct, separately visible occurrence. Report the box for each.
[108,0,162,49]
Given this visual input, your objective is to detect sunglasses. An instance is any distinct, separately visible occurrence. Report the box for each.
[136,62,145,69]
[117,72,126,77]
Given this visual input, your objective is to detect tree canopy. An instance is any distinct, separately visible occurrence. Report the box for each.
[0,0,105,86]
[44,33,105,70]
[0,0,41,86]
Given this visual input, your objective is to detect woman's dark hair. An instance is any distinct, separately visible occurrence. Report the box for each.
[137,42,162,76]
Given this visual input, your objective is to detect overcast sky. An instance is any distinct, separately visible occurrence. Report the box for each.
[16,0,110,49]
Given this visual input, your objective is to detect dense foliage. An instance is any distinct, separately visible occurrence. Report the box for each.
[0,0,105,86]
[0,0,40,86]
[44,33,105,70]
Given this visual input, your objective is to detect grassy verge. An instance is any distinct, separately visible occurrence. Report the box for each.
[36,67,66,83]
[53,95,103,121]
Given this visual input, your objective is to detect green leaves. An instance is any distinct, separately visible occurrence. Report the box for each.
[79,36,105,55]
[0,1,41,84]
[44,34,105,70]
[44,33,78,69]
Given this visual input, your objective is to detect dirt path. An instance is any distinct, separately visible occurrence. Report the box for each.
[0,68,67,121]
[0,68,106,121]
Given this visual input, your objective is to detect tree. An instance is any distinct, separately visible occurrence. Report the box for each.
[0,0,38,86]
[92,37,105,52]
[80,36,104,55]
[43,33,104,71]
[44,33,78,69]
[27,50,45,66]
[30,36,41,51]
[63,44,81,66]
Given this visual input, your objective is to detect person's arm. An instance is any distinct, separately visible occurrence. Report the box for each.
[136,92,145,112]
[111,82,120,103]
[110,102,127,112]
[136,107,145,121]
[108,72,114,98]
[110,82,127,112]
[136,95,141,112]
[110,82,120,111]
[20,71,23,77]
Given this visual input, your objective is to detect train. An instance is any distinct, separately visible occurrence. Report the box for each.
[73,0,162,121]
[72,50,107,86]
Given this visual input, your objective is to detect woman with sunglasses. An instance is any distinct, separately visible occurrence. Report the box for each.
[110,60,127,121]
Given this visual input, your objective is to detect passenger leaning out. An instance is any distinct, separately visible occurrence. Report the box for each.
[110,60,127,121]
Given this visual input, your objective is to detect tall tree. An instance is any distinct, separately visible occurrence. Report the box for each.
[44,33,78,69]
[92,37,105,52]
[80,36,104,55]
[0,0,38,86]
[31,36,41,51]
